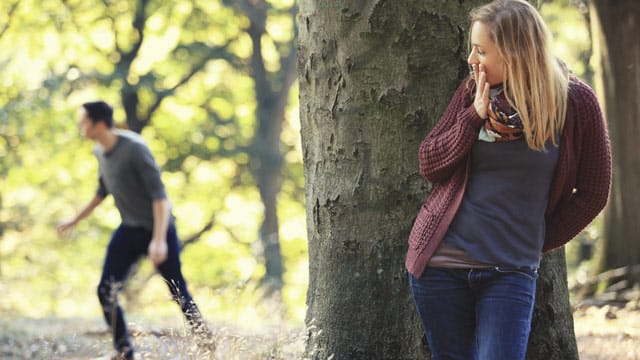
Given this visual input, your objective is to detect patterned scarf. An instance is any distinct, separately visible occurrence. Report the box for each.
[481,87,523,142]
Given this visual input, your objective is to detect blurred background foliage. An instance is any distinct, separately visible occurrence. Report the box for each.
[0,0,596,328]
[0,0,305,326]
[540,0,605,290]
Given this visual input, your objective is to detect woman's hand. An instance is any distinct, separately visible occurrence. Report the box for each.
[472,63,490,119]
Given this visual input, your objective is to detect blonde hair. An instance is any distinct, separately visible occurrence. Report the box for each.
[470,0,569,151]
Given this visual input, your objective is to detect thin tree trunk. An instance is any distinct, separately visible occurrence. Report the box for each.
[591,0,640,272]
[243,1,298,292]
[121,88,145,133]
[298,1,579,359]
[249,12,285,289]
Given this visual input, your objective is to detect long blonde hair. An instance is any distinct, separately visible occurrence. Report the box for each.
[470,0,569,151]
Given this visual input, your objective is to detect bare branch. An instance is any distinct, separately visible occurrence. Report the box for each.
[144,40,240,120]
[217,223,251,247]
[144,58,209,119]
[182,217,215,247]
[58,1,120,84]
[0,1,19,39]
[120,0,150,66]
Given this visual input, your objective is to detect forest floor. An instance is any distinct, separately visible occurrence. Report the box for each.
[573,301,640,360]
[1,302,639,359]
[0,315,305,359]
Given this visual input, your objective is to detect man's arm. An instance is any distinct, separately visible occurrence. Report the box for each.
[56,195,105,237]
[148,198,170,266]
[131,142,171,266]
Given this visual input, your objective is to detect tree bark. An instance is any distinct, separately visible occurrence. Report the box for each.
[591,0,640,272]
[527,249,579,360]
[298,1,579,359]
[298,1,474,358]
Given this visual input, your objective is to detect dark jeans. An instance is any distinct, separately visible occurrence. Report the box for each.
[97,223,203,353]
[409,267,538,360]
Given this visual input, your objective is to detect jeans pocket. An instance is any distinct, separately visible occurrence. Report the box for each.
[494,266,538,281]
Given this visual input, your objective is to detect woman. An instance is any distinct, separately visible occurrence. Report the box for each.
[405,0,611,359]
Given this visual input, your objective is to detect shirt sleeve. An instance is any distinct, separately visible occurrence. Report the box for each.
[96,176,109,199]
[132,142,168,201]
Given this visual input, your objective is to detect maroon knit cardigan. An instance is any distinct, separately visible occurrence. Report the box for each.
[405,77,612,278]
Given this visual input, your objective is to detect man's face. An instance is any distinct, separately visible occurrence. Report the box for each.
[77,109,97,140]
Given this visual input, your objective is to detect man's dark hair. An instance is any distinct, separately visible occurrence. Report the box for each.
[82,101,114,128]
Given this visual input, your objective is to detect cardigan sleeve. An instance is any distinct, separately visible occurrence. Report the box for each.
[543,81,612,252]
[419,78,485,184]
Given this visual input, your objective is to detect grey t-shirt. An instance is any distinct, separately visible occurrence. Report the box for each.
[443,137,559,269]
[94,129,170,231]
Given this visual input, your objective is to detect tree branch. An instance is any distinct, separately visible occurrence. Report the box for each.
[59,0,115,72]
[182,217,215,247]
[217,223,251,248]
[144,40,240,120]
[0,1,19,40]
[231,0,269,34]
[119,0,150,66]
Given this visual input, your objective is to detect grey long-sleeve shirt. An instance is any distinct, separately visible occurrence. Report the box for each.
[94,129,170,231]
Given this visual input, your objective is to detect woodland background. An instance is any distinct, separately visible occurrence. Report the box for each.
[0,0,638,359]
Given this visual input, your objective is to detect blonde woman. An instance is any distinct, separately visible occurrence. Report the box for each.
[405,0,611,358]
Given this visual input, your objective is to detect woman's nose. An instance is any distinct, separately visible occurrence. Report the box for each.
[467,51,476,64]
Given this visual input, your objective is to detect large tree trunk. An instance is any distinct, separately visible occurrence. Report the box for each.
[298,1,473,358]
[298,1,578,359]
[591,0,640,272]
[527,249,579,360]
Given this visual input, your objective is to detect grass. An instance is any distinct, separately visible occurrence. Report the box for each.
[1,301,639,359]
[0,316,305,359]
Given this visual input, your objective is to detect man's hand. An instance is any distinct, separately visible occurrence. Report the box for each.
[148,238,168,267]
[56,196,104,238]
[56,219,77,238]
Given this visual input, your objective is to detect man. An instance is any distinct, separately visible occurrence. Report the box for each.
[57,101,213,359]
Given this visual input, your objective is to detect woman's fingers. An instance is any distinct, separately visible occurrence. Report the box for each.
[472,64,490,119]
[472,64,479,86]
[480,80,490,118]
[482,81,490,107]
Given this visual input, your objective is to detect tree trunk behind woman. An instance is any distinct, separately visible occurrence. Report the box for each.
[297,1,579,358]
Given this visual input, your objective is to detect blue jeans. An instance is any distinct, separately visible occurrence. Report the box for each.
[409,267,538,360]
[97,224,203,354]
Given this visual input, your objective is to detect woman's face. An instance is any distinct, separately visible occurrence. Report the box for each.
[467,21,506,86]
